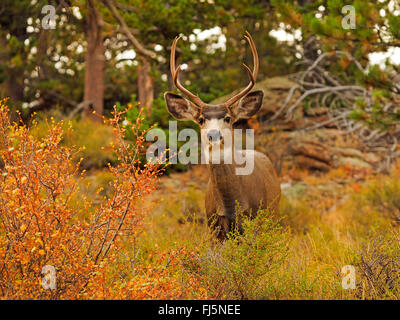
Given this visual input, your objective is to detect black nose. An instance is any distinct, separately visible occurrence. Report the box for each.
[207,129,222,142]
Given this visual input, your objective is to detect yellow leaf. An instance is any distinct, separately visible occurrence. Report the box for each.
[20,224,27,232]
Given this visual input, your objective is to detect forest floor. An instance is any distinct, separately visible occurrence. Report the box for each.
[139,159,400,299]
[81,126,400,299]
[14,105,400,299]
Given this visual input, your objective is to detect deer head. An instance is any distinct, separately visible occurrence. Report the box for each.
[164,32,263,156]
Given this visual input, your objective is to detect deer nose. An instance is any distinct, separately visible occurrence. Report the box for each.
[207,129,222,142]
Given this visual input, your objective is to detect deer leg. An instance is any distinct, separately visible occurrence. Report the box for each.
[207,211,230,241]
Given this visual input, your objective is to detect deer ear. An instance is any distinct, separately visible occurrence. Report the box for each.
[164,92,199,121]
[234,90,264,120]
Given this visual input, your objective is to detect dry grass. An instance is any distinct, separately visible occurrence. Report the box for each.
[130,159,400,299]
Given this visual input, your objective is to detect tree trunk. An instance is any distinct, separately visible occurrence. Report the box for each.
[0,36,23,118]
[137,56,154,117]
[83,0,105,121]
[37,29,49,79]
[3,74,23,104]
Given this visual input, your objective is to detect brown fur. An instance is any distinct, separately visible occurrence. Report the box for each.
[205,150,281,240]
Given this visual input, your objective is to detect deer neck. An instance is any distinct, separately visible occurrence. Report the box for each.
[208,162,243,214]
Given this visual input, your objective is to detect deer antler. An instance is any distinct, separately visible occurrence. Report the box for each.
[170,35,207,109]
[222,31,259,108]
[170,32,259,109]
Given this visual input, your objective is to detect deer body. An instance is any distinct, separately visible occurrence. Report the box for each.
[205,150,280,239]
[165,32,281,240]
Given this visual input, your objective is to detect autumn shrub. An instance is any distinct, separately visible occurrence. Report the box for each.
[103,247,209,300]
[187,207,291,299]
[0,100,162,299]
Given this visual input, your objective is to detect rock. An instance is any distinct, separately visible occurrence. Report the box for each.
[364,153,380,164]
[286,138,335,171]
[295,155,331,171]
[282,182,308,199]
[332,147,379,166]
[290,139,333,165]
[332,147,364,159]
[280,182,292,190]
[337,156,372,169]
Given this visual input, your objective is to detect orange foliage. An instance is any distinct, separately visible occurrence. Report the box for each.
[97,248,209,300]
[0,101,168,299]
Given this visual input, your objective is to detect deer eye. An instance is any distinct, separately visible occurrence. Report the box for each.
[198,117,205,125]
[224,116,231,123]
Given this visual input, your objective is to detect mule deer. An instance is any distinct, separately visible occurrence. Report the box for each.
[164,32,281,240]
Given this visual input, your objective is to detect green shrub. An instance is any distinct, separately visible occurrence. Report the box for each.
[117,94,200,174]
[62,119,116,169]
[279,195,320,234]
[31,117,116,169]
[190,207,291,299]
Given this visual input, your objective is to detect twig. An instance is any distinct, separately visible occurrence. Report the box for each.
[101,0,156,59]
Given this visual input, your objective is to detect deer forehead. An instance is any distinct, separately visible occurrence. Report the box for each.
[201,105,228,120]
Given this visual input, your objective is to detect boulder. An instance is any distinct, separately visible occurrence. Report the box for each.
[290,139,333,164]
[288,138,334,171]
[332,147,378,168]
[295,155,331,171]
[281,182,308,198]
[332,147,364,159]
[336,157,372,169]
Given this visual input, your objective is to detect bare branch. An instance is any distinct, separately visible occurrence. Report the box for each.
[101,0,156,59]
